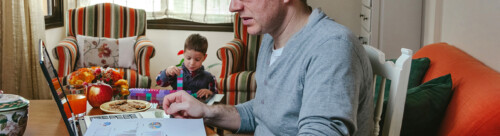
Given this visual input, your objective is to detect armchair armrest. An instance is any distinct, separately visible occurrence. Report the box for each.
[216,39,245,78]
[135,36,156,76]
[52,36,78,77]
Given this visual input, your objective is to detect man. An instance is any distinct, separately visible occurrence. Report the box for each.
[163,0,374,135]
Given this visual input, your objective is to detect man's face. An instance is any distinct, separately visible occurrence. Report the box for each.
[230,0,286,35]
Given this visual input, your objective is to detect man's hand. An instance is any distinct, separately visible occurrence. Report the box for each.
[164,91,242,131]
[165,66,182,77]
[197,89,213,99]
[163,91,209,119]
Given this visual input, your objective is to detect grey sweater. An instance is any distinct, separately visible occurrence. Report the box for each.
[235,9,374,135]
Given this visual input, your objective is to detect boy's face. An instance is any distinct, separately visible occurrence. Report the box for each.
[183,49,207,72]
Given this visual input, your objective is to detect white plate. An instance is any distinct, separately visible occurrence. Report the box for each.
[100,100,151,114]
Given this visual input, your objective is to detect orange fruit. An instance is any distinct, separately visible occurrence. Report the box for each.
[114,79,128,86]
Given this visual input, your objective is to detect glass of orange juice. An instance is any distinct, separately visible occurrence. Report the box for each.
[62,85,87,118]
[63,94,87,118]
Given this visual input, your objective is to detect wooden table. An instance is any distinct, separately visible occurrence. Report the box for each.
[24,100,69,136]
[24,100,217,136]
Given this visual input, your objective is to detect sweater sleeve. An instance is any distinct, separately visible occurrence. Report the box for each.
[235,100,256,133]
[156,69,175,87]
[297,39,360,135]
[208,75,217,94]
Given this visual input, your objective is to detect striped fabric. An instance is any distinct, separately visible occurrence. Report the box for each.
[218,71,256,105]
[53,36,78,76]
[216,13,262,105]
[53,3,155,88]
[232,13,262,71]
[217,39,244,78]
[135,36,155,76]
[66,3,146,38]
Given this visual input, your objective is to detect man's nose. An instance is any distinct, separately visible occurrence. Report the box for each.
[229,0,243,12]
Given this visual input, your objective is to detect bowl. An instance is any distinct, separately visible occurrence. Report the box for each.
[0,93,29,136]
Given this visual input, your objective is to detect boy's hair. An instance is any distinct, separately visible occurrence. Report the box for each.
[184,34,208,54]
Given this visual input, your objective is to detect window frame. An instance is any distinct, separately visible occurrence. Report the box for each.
[44,0,64,29]
[147,18,233,32]
[45,0,233,31]
[146,0,233,32]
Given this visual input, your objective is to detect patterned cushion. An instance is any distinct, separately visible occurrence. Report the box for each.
[218,71,256,105]
[76,35,137,69]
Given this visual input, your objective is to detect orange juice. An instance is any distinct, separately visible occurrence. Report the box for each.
[63,94,87,118]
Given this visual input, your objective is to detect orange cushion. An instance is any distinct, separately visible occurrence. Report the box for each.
[413,43,500,135]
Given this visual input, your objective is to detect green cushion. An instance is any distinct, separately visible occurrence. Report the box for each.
[379,74,453,136]
[374,57,431,102]
[406,57,431,88]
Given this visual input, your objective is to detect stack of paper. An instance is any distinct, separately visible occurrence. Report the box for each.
[84,118,206,136]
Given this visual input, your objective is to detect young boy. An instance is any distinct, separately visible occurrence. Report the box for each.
[156,34,217,99]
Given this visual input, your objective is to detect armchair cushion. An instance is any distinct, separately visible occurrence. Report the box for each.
[375,57,431,101]
[400,74,453,136]
[407,57,431,88]
[379,74,453,136]
[75,35,137,69]
[53,36,155,78]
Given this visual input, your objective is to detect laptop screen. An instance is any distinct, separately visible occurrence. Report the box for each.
[39,40,78,136]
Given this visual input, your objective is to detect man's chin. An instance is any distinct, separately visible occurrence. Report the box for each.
[247,27,263,35]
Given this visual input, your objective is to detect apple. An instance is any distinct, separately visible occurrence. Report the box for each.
[86,82,113,108]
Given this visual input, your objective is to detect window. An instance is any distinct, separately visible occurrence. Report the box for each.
[78,0,233,32]
[43,0,64,29]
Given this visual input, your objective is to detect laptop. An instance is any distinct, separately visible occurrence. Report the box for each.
[39,39,79,136]
[38,40,158,135]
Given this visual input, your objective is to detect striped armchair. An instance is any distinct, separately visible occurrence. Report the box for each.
[53,3,155,88]
[216,13,262,105]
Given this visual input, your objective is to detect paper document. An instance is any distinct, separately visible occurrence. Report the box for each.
[84,118,206,136]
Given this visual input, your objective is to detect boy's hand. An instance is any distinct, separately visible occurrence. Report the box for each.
[165,66,182,77]
[163,91,209,119]
[197,89,213,99]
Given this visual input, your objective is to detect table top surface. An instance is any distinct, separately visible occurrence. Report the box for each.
[25,100,216,136]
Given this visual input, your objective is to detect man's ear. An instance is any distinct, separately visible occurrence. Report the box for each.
[204,54,208,60]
